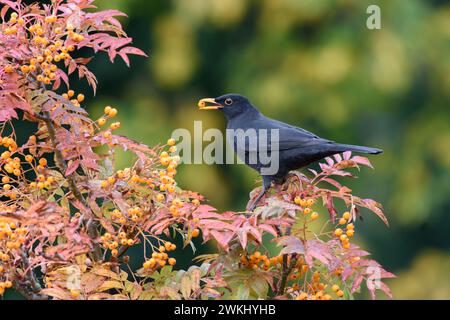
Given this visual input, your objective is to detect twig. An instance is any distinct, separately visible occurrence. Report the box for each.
[41,108,102,261]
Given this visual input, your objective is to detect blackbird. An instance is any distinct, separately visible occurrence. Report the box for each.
[198,94,383,210]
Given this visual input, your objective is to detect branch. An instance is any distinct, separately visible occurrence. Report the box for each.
[41,109,102,261]
[12,252,49,300]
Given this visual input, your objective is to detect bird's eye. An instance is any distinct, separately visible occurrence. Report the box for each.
[225,98,233,106]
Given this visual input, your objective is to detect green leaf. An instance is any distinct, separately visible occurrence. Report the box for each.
[235,284,250,300]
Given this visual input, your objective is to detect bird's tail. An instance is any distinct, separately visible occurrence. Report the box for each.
[335,143,383,155]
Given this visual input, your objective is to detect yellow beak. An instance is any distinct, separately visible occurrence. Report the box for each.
[198,98,223,110]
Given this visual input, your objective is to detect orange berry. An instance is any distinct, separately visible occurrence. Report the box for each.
[343,211,351,220]
[70,289,80,299]
[77,94,85,102]
[310,212,319,220]
[21,65,30,73]
[338,218,347,225]
[167,138,176,146]
[98,118,106,126]
[108,108,118,117]
[4,65,14,73]
[192,228,200,238]
[168,258,176,266]
[110,122,121,130]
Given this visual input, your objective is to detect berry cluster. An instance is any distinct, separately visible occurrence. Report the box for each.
[294,196,319,220]
[0,134,54,199]
[334,211,355,249]
[240,251,286,271]
[0,221,27,296]
[2,11,79,85]
[143,242,177,270]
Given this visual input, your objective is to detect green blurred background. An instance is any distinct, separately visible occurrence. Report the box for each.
[87,0,449,299]
[8,0,450,299]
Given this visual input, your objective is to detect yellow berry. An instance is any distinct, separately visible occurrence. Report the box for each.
[334,228,343,236]
[310,212,319,220]
[303,208,312,215]
[338,218,347,225]
[167,138,176,146]
[104,106,112,114]
[343,211,351,220]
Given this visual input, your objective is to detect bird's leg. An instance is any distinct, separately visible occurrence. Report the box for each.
[249,176,272,211]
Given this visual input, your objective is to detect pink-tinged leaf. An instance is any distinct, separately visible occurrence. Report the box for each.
[362,199,389,226]
[325,157,334,166]
[323,178,342,190]
[198,220,237,231]
[237,229,248,249]
[258,224,278,237]
[352,156,373,169]
[325,193,337,223]
[351,274,363,293]
[304,240,335,267]
[334,153,342,163]
[367,278,377,300]
[343,151,352,160]
[210,230,233,250]
[0,106,18,122]
[0,1,19,10]
[65,159,80,176]
[277,236,305,255]
[379,282,393,299]
[339,186,352,194]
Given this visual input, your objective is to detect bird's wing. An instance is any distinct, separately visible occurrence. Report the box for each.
[231,116,332,153]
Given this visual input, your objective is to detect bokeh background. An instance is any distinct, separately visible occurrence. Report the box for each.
[8,0,450,299]
[89,0,450,300]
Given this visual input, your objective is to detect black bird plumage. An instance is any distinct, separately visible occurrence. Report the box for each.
[198,94,383,210]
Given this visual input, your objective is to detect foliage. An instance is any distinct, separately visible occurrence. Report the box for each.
[0,0,393,300]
